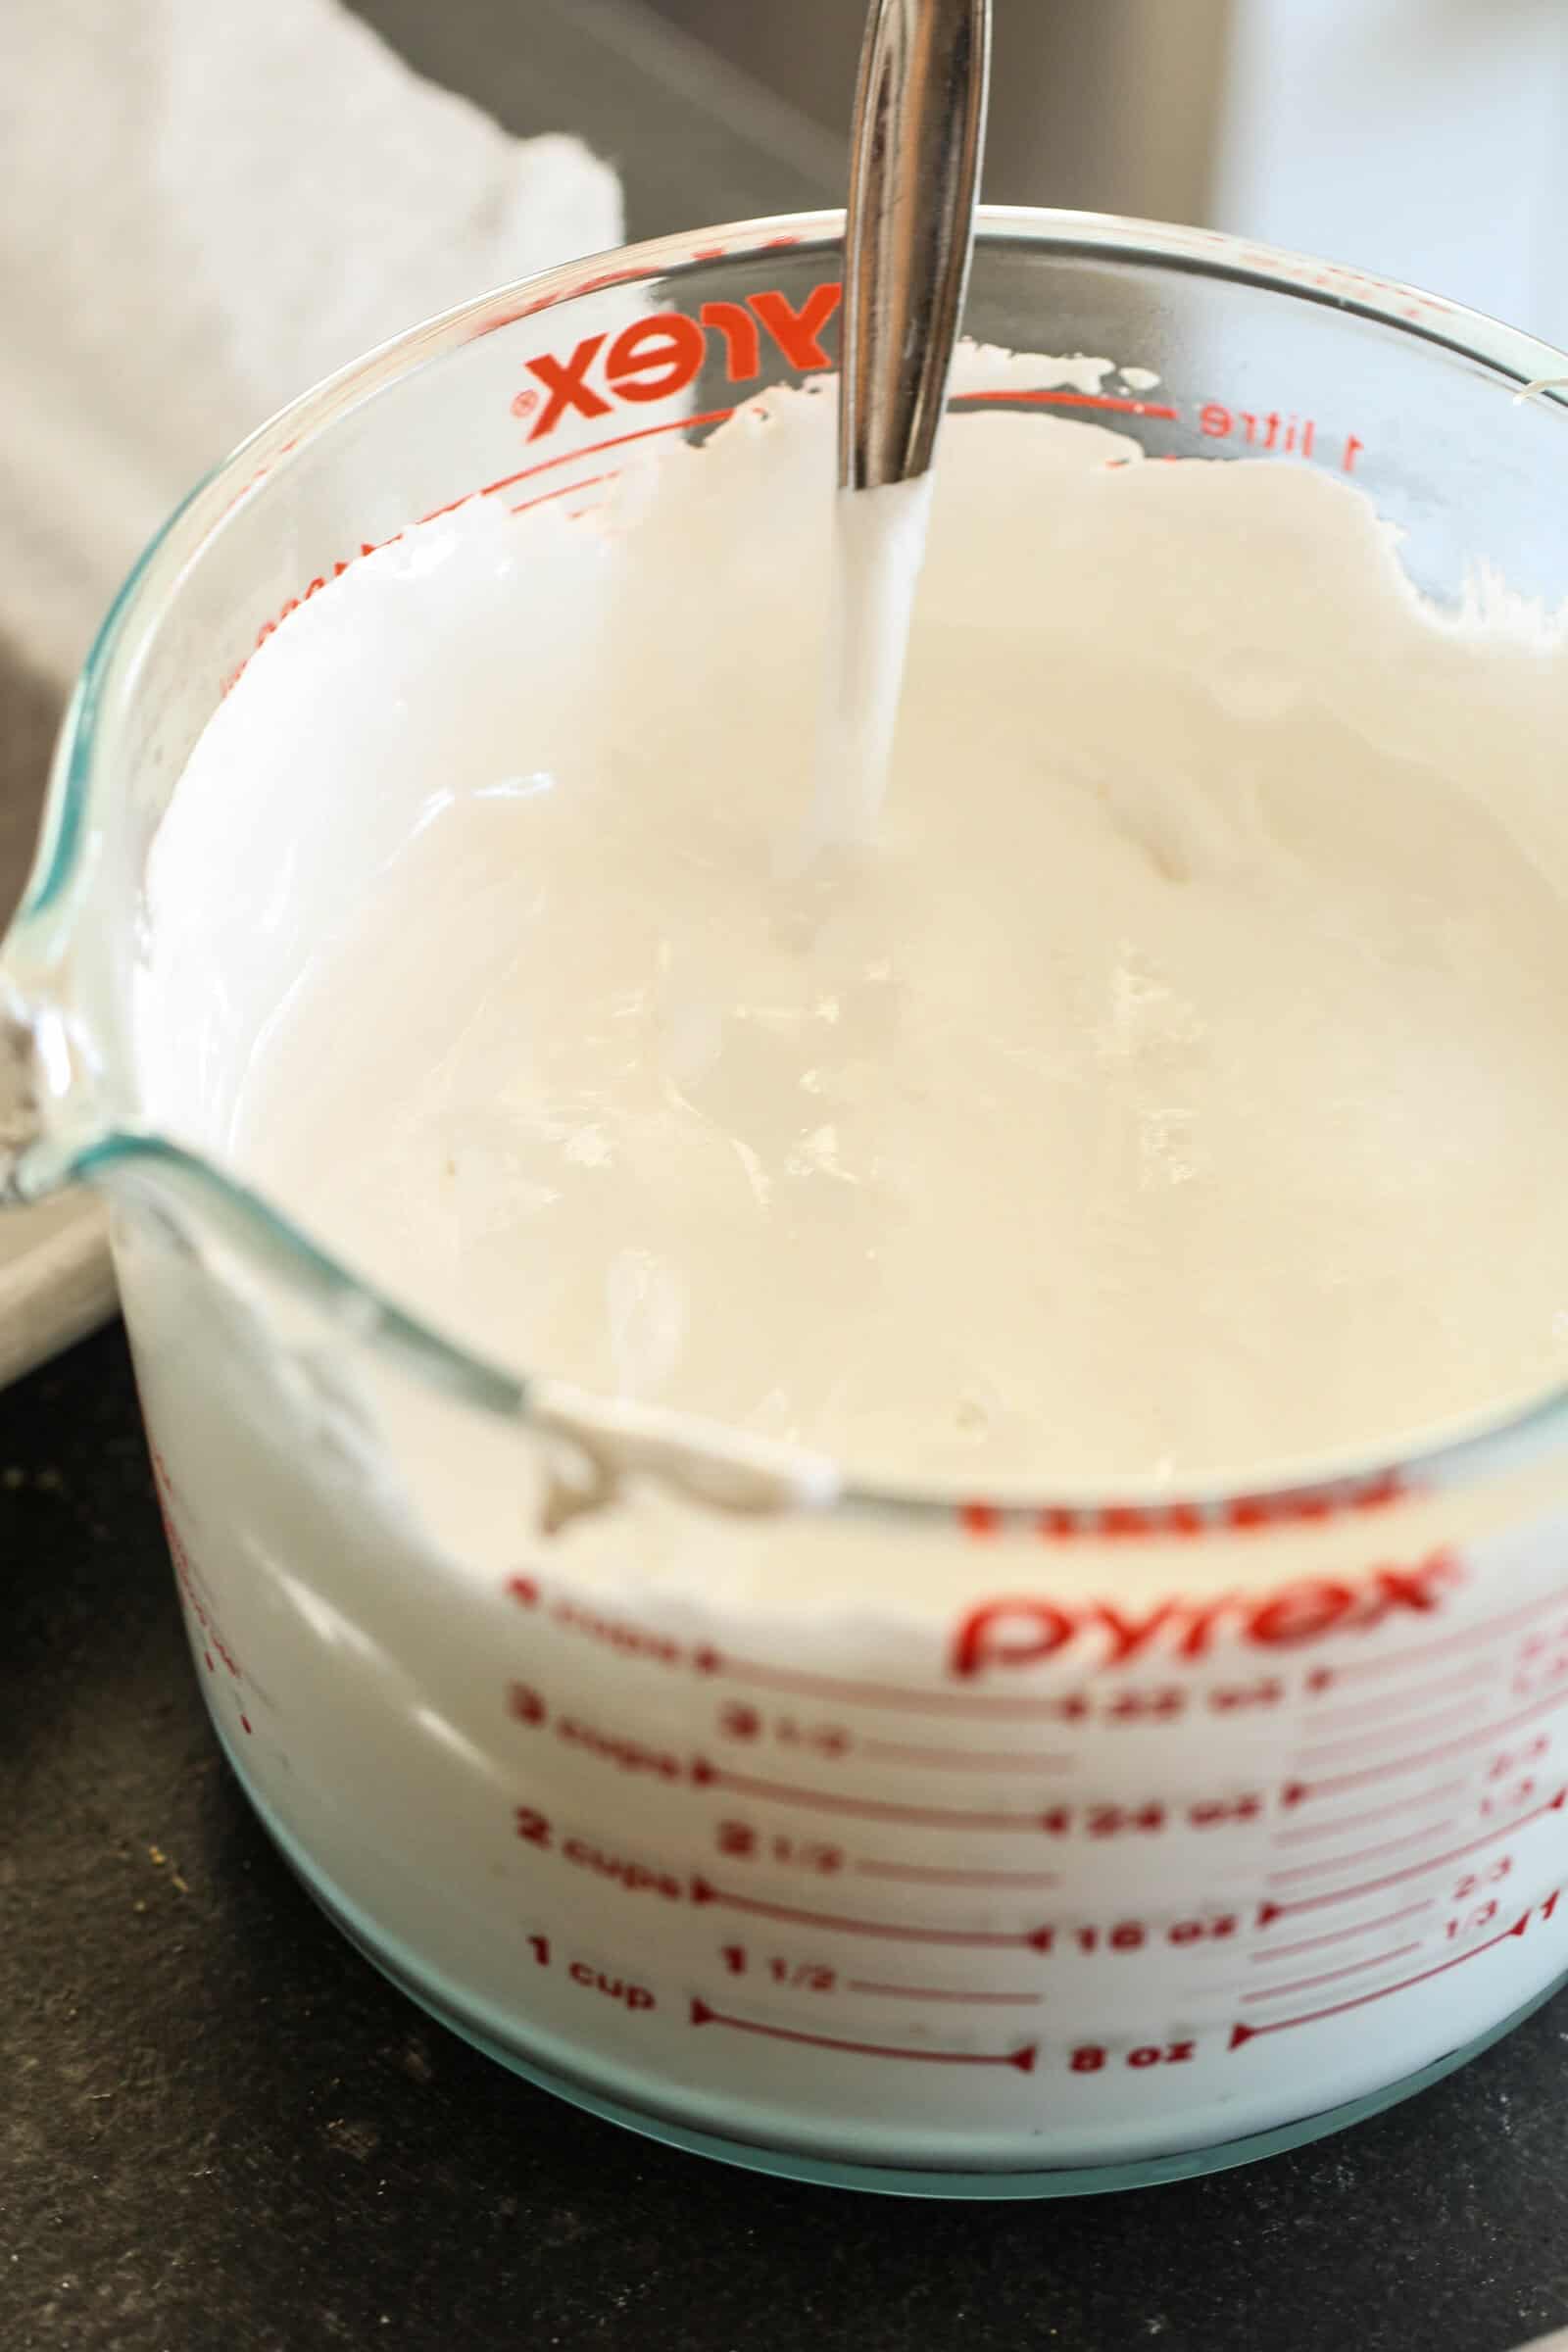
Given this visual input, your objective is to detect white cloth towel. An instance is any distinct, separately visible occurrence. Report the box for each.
[0,0,621,1385]
[0,0,623,684]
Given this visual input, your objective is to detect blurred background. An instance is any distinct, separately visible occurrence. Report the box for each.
[12,0,1568,865]
[14,0,1568,905]
[359,0,1568,344]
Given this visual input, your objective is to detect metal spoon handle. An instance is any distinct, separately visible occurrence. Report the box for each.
[839,0,992,493]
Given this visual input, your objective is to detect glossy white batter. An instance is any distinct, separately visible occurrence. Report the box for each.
[141,376,1568,1488]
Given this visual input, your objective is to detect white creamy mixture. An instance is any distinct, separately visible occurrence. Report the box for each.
[142,376,1568,1488]
[802,472,936,863]
[135,363,1568,2174]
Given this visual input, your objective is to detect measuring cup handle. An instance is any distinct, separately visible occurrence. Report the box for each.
[0,979,51,1203]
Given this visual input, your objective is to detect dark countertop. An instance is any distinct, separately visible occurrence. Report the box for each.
[8,1323,1568,2352]
[6,9,1568,2350]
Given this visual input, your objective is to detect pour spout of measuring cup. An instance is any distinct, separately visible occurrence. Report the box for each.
[0,908,850,1532]
[0,986,47,1199]
[0,924,104,1210]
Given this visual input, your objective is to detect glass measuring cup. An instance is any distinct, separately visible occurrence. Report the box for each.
[9,209,1568,2198]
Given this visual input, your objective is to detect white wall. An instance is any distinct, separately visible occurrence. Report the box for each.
[1215,0,1568,345]
[647,0,1568,347]
[645,0,1232,221]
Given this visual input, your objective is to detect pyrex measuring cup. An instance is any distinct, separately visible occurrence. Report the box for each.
[9,210,1568,2199]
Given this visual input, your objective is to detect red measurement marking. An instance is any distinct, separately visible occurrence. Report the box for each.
[956,1470,1404,1544]
[855,1862,1061,1887]
[710,1655,1070,1715]
[240,1716,253,1736]
[1241,1940,1424,2004]
[1272,1784,1467,1845]
[691,1876,1053,1948]
[1296,1702,1489,1766]
[690,1997,1038,2069]
[1250,1899,1437,1964]
[1268,1817,1461,1884]
[510,470,616,517]
[1263,1788,1565,1919]
[846,1981,1042,2005]
[479,408,739,503]
[1326,1590,1568,1683]
[953,387,1181,421]
[1312,1663,1484,1732]
[860,1740,1076,1771]
[1290,1689,1568,1801]
[691,1759,1057,1831]
[1231,1911,1534,2044]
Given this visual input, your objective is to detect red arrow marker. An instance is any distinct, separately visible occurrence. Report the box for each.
[690,1876,1050,1948]
[690,1997,1038,2069]
[689,1759,1060,1831]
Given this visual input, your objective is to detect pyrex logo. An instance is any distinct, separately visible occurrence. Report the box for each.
[950,1549,1460,1679]
[514,282,843,441]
